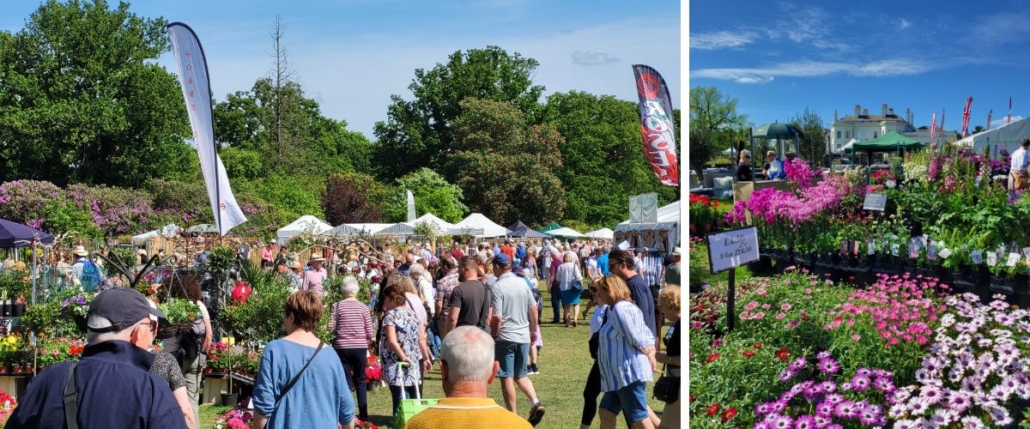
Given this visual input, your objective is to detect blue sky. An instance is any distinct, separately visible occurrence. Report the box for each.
[2,0,680,139]
[690,0,1030,132]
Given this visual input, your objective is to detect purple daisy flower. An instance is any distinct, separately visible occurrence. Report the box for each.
[813,414,831,427]
[772,415,793,429]
[770,400,787,414]
[790,356,808,371]
[834,401,859,419]
[988,406,1012,426]
[816,350,831,359]
[820,381,836,393]
[817,358,840,374]
[919,384,943,405]
[873,376,894,393]
[779,368,796,382]
[794,415,816,429]
[860,408,882,426]
[850,374,871,392]
[755,402,773,415]
[824,393,845,405]
[815,401,834,416]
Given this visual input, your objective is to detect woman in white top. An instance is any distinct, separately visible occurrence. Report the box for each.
[557,251,583,327]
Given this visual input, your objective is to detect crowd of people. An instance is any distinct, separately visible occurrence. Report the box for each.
[3,237,681,429]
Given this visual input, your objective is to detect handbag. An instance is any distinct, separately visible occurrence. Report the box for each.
[571,278,584,293]
[652,374,680,403]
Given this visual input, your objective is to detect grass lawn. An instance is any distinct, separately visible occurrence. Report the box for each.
[198,289,670,428]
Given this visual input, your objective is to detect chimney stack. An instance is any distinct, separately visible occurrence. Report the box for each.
[863,108,868,116]
[834,110,838,122]
[882,103,888,116]
[855,104,861,117]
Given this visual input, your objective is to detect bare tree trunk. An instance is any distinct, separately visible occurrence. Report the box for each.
[269,16,294,163]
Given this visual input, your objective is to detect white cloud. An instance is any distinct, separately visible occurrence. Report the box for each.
[690,31,757,50]
[735,76,774,84]
[571,51,620,66]
[898,18,911,30]
[691,58,935,81]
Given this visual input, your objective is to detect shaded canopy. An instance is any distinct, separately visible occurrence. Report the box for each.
[454,213,509,237]
[538,222,562,234]
[507,221,547,238]
[0,219,54,248]
[585,228,614,239]
[753,122,805,139]
[277,215,334,243]
[850,131,923,153]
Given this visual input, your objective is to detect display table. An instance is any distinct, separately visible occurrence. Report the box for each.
[202,372,255,405]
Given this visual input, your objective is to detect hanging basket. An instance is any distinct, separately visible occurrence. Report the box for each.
[157,321,194,339]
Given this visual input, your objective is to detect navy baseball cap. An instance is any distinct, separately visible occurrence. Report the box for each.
[87,287,166,332]
[492,253,511,267]
[512,265,526,277]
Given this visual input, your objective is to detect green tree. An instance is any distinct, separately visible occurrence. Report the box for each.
[214,78,373,177]
[689,86,749,175]
[448,98,565,226]
[373,46,545,180]
[0,0,193,187]
[381,168,468,223]
[541,91,679,227]
[789,107,829,166]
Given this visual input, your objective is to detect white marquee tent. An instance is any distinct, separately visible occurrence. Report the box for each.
[584,228,614,239]
[454,213,509,237]
[131,224,181,244]
[277,215,334,243]
[615,201,681,251]
[548,227,585,238]
[406,213,462,235]
[953,117,1030,156]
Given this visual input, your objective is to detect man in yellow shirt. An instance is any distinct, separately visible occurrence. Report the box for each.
[405,326,533,428]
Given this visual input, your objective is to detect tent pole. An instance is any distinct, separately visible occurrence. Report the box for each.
[750,127,756,182]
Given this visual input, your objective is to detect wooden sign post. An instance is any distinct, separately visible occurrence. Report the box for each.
[707,227,760,332]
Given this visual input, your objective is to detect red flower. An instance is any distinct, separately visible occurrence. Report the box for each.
[722,407,738,423]
[689,394,696,403]
[753,343,763,349]
[742,350,755,358]
[705,353,720,364]
[775,348,790,361]
[707,403,721,416]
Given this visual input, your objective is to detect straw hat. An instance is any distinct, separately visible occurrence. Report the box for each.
[72,245,89,257]
[310,255,326,263]
[672,246,682,256]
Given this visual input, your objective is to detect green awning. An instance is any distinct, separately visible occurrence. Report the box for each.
[848,131,923,153]
[539,222,562,233]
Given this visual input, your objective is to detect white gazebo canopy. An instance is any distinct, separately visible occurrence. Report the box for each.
[615,201,681,252]
[548,227,585,238]
[584,228,614,239]
[454,213,509,237]
[277,215,334,243]
[406,213,460,235]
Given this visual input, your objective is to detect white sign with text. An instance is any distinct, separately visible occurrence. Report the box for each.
[707,227,760,274]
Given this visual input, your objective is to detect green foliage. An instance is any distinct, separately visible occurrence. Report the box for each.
[540,91,678,227]
[251,175,324,220]
[382,168,467,223]
[0,0,191,187]
[788,107,828,166]
[21,301,67,337]
[158,298,202,324]
[373,45,545,180]
[220,270,291,344]
[40,200,102,240]
[689,86,750,175]
[448,98,565,226]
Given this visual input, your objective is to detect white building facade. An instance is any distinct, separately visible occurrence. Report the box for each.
[828,103,950,154]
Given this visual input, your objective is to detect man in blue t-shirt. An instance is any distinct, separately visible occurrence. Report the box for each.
[597,247,611,276]
[607,249,658,346]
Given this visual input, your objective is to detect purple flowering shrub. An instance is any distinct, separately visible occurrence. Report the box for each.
[888,293,1030,427]
[0,180,62,227]
[754,352,894,429]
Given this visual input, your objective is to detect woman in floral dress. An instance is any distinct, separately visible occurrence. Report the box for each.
[380,276,424,416]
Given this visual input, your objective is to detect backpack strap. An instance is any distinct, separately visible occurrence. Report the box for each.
[64,362,79,429]
[274,342,325,406]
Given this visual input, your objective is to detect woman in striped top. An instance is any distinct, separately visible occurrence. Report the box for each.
[593,275,658,429]
[327,275,374,421]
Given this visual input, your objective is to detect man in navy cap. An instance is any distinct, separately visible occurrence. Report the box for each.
[488,253,546,426]
[6,287,186,429]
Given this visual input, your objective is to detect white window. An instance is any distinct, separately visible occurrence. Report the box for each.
[846,131,850,139]
[836,130,841,139]
[874,131,878,139]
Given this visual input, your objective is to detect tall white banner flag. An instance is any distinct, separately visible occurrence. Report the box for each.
[167,23,247,236]
[406,190,416,222]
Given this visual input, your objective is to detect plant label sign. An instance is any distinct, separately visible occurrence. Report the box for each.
[707,226,760,274]
[863,193,887,211]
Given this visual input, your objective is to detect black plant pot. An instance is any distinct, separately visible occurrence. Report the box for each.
[988,273,1015,305]
[1,301,10,318]
[11,303,24,318]
[221,393,239,407]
